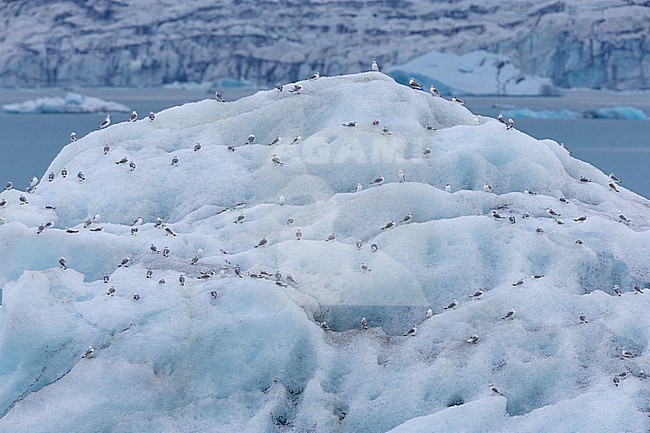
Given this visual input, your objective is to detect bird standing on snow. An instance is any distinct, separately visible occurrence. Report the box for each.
[360,263,372,272]
[451,96,464,104]
[579,313,588,324]
[354,183,363,193]
[77,171,85,181]
[118,256,130,267]
[618,212,630,224]
[370,243,378,252]
[171,156,179,166]
[398,170,405,183]
[430,85,440,97]
[404,325,417,336]
[609,182,619,192]
[369,176,384,186]
[103,144,110,155]
[467,334,479,344]
[279,195,285,205]
[445,183,452,193]
[59,257,68,270]
[129,161,136,171]
[400,213,412,224]
[255,237,268,248]
[271,154,284,166]
[70,132,77,142]
[507,118,515,130]
[360,317,369,330]
[483,182,492,193]
[381,221,396,230]
[246,134,255,145]
[61,168,67,178]
[128,111,137,122]
[371,60,379,71]
[269,136,282,146]
[444,299,458,310]
[289,84,302,94]
[497,114,507,126]
[98,114,111,129]
[296,229,302,240]
[609,173,622,183]
[275,83,283,92]
[502,309,516,320]
[194,143,201,151]
[423,148,431,158]
[408,77,422,90]
[215,90,225,102]
[307,71,320,80]
[425,308,433,319]
[149,111,155,122]
[179,274,186,286]
[81,346,95,359]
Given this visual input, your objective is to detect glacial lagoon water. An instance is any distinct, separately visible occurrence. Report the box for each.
[1,87,649,198]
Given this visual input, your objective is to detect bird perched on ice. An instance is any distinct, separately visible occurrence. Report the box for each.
[608,182,619,192]
[4,181,12,190]
[233,214,245,224]
[81,346,95,359]
[307,71,320,80]
[618,212,630,224]
[215,90,225,102]
[326,234,336,242]
[497,114,507,126]
[19,194,28,205]
[430,85,440,97]
[633,284,644,294]
[128,111,137,122]
[115,157,128,165]
[370,243,378,253]
[77,171,85,181]
[502,309,516,320]
[445,183,452,193]
[59,257,68,270]
[129,161,136,171]
[444,299,458,310]
[296,229,302,240]
[103,274,109,283]
[483,182,492,193]
[255,237,268,248]
[408,77,422,90]
[179,274,186,286]
[400,213,412,224]
[70,132,77,142]
[149,111,155,122]
[490,385,502,396]
[381,221,396,230]
[398,170,405,183]
[613,284,622,297]
[118,257,130,267]
[343,121,357,127]
[360,263,372,272]
[425,308,433,319]
[579,313,588,324]
[289,84,302,94]
[356,240,363,249]
[103,144,110,155]
[369,176,384,186]
[404,325,417,337]
[146,269,153,278]
[98,114,111,129]
[507,118,515,130]
[355,183,363,193]
[275,83,283,92]
[423,148,431,158]
[467,334,479,344]
[360,317,369,330]
[609,173,622,183]
[61,167,68,178]
[469,289,484,299]
[210,290,218,299]
[279,195,285,205]
[271,154,284,166]
[171,156,179,166]
[164,227,177,236]
[194,143,202,151]
[621,349,636,358]
[451,96,464,105]
[246,134,255,145]
[291,135,302,145]
[320,321,331,331]
[371,60,379,72]
[269,136,282,146]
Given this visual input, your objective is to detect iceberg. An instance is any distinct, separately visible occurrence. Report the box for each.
[502,106,648,120]
[0,72,649,432]
[388,51,558,96]
[3,92,131,114]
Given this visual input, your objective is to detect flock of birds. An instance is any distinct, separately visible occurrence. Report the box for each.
[1,61,647,394]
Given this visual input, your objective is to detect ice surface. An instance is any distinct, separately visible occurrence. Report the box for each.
[3,93,131,114]
[389,50,556,96]
[0,72,649,432]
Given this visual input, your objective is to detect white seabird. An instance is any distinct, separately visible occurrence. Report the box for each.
[103,274,109,283]
[70,132,77,142]
[355,183,363,193]
[502,309,516,320]
[19,194,28,205]
[149,111,155,122]
[360,263,372,272]
[215,90,225,102]
[371,60,379,72]
[608,182,619,192]
[360,317,369,330]
[398,170,405,183]
[107,286,116,295]
[4,181,12,190]
[307,71,320,80]
[133,293,140,301]
[467,334,479,344]
[633,284,644,294]
[320,321,331,331]
[326,234,336,242]
[343,121,357,127]
[211,290,218,299]
[159,278,166,284]
[400,213,412,223]
[289,84,302,93]
[164,227,177,236]
[269,136,282,146]
[445,183,452,193]
[483,182,492,193]
[621,349,635,358]
[61,167,68,178]
[404,325,417,337]
[613,284,622,296]
[370,243,378,253]
[179,274,186,286]
[146,269,153,278]
[291,135,302,145]
[425,308,433,319]
[618,212,630,224]
[233,214,245,224]
[469,289,484,299]
[507,118,515,130]
[451,96,464,104]
[98,114,111,129]
[356,240,363,249]
[279,195,285,205]
[579,313,588,324]
[59,257,68,270]
[490,385,502,396]
[423,148,431,158]
[408,77,422,90]
[369,176,384,186]
[444,299,458,310]
[381,221,396,230]
[115,156,128,165]
[246,134,255,145]
[194,143,202,151]
[271,154,284,166]
[128,111,138,122]
[255,237,268,248]
[296,229,302,240]
[286,218,294,226]
[118,257,130,267]
[77,171,85,181]
[171,156,179,166]
[275,83,283,92]
[497,114,507,125]
[81,346,95,359]
[430,85,440,97]
[103,144,110,155]
[129,161,136,171]
[609,173,622,183]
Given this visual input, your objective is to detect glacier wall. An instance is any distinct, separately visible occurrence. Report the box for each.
[1,0,650,90]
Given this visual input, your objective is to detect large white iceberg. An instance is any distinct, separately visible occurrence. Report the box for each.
[0,72,648,433]
[3,92,131,114]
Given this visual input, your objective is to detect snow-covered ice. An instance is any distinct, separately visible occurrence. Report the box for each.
[0,72,649,432]
[3,92,131,114]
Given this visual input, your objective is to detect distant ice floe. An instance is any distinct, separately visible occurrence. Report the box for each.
[2,92,131,114]
[388,50,558,96]
[502,106,648,120]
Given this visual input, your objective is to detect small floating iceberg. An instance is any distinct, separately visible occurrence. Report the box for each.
[3,92,131,114]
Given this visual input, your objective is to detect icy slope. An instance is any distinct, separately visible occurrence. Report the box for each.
[1,0,650,90]
[0,73,649,433]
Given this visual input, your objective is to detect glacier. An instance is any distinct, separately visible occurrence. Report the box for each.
[2,92,131,114]
[1,0,650,91]
[0,72,649,432]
